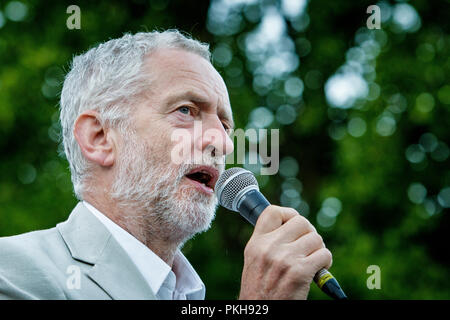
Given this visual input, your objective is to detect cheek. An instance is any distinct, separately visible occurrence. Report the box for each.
[169,127,197,163]
[145,125,171,148]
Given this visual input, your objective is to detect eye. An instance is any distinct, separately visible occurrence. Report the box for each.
[177,106,191,115]
[222,122,229,130]
[222,121,233,134]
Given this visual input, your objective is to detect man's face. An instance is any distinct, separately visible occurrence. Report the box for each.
[110,48,234,242]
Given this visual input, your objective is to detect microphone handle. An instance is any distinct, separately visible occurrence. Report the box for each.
[236,189,347,300]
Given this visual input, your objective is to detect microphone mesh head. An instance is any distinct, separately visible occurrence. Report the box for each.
[215,167,259,211]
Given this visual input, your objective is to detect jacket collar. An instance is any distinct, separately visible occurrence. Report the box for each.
[57,202,156,300]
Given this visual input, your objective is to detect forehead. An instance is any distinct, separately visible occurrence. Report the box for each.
[142,48,232,118]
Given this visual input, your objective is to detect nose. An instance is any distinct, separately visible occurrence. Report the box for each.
[196,114,234,158]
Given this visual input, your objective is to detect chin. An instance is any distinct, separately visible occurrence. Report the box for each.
[173,185,218,237]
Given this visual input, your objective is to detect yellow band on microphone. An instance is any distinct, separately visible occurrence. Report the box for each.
[317,272,334,289]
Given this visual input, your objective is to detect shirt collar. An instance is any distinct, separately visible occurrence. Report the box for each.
[83,201,205,299]
[173,250,206,299]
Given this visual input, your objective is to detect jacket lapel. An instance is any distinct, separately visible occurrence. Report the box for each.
[57,202,156,300]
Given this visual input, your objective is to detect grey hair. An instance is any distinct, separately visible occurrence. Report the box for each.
[59,30,211,200]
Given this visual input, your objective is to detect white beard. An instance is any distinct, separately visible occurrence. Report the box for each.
[110,131,222,245]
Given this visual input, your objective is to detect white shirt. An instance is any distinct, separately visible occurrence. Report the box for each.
[83,201,206,300]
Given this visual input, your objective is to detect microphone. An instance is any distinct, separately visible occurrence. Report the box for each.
[215,167,347,300]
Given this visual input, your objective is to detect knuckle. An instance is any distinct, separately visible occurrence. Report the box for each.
[257,207,272,223]
[308,221,316,232]
[261,205,284,222]
[283,207,300,220]
[292,214,305,223]
[258,205,277,221]
[298,215,314,230]
[303,232,323,251]
[264,205,279,215]
[244,239,259,257]
[274,206,299,218]
[291,214,309,228]
[323,248,333,265]
[315,233,324,246]
[243,242,254,258]
[260,242,276,263]
[285,207,299,216]
[310,233,323,248]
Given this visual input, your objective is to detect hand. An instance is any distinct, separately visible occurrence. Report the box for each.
[238,205,332,300]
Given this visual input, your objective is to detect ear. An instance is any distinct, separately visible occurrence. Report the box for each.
[73,110,115,167]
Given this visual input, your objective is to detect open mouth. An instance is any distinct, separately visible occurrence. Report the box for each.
[185,166,219,194]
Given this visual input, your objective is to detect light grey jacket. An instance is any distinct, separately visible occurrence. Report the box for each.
[0,202,156,300]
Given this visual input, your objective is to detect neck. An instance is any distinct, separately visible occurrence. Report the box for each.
[83,193,181,267]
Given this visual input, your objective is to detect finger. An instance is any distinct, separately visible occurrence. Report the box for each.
[289,231,325,257]
[272,214,315,244]
[254,205,299,235]
[303,247,333,273]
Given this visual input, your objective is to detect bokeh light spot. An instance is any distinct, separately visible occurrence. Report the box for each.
[249,107,274,128]
[213,44,233,67]
[437,187,450,208]
[279,156,299,178]
[437,85,450,105]
[430,142,449,162]
[408,183,427,204]
[376,115,396,136]
[17,163,37,185]
[418,133,438,153]
[415,93,435,113]
[391,3,421,33]
[276,104,297,125]
[405,144,426,163]
[325,73,368,109]
[5,1,28,22]
[347,117,367,138]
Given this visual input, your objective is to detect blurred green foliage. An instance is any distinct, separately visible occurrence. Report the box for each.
[0,0,449,299]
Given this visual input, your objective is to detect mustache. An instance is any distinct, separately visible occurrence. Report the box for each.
[117,135,225,187]
[177,152,224,173]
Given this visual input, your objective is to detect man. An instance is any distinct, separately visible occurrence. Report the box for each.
[0,30,332,300]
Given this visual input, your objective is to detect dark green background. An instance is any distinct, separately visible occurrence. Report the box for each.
[0,0,449,299]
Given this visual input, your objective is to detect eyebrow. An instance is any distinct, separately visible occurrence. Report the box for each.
[165,90,234,129]
[165,91,210,107]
